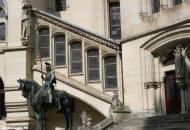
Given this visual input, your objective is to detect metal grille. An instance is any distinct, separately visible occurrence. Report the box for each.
[87,49,99,81]
[56,0,66,11]
[54,35,66,66]
[173,0,182,5]
[109,2,121,40]
[152,0,160,13]
[104,56,117,89]
[38,28,49,58]
[0,8,5,18]
[0,23,5,40]
[71,42,82,73]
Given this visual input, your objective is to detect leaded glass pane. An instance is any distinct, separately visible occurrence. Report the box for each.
[109,2,121,40]
[71,42,82,73]
[87,49,99,81]
[39,28,49,58]
[54,35,66,66]
[152,0,160,13]
[0,23,5,40]
[56,0,66,11]
[104,56,117,89]
[0,8,5,18]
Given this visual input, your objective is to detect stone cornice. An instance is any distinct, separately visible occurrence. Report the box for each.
[2,46,27,52]
[31,8,120,51]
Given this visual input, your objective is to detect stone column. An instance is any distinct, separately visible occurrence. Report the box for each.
[178,81,186,114]
[156,83,162,114]
[145,82,158,114]
[144,85,149,113]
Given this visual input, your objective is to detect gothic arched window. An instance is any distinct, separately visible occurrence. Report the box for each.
[0,7,6,41]
[87,49,99,81]
[70,42,82,73]
[54,35,66,66]
[38,28,50,58]
[104,55,117,89]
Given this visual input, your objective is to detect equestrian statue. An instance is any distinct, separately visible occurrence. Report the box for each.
[17,62,74,130]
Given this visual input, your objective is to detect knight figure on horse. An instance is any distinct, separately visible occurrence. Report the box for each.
[41,62,56,106]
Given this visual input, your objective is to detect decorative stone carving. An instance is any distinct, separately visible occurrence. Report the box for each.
[101,48,109,56]
[111,91,123,110]
[144,82,160,89]
[21,0,32,46]
[174,44,190,114]
[174,45,185,86]
[78,111,92,130]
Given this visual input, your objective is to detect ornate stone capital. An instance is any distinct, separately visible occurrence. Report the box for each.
[144,82,160,89]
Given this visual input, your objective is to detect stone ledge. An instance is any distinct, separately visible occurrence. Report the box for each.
[2,46,27,52]
[6,117,30,123]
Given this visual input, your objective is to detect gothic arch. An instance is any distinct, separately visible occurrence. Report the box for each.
[141,24,190,54]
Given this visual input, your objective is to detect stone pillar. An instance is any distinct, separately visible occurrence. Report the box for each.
[144,85,149,113]
[145,82,159,114]
[177,81,186,114]
[156,83,162,114]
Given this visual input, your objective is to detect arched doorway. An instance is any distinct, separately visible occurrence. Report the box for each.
[0,77,6,119]
[160,49,181,114]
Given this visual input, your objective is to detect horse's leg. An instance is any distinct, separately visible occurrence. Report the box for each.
[64,108,72,130]
[36,111,43,130]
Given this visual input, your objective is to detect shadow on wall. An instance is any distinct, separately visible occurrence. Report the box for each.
[0,77,6,120]
[44,98,105,130]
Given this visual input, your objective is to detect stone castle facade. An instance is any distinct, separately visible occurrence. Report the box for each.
[0,0,190,129]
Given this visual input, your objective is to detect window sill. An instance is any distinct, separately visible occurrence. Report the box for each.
[103,88,118,92]
[86,80,101,83]
[69,73,84,76]
[0,40,7,43]
[54,65,67,69]
[36,58,51,61]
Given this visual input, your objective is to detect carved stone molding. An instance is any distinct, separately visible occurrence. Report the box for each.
[32,9,120,51]
[144,82,161,89]
[84,42,93,48]
[101,48,110,56]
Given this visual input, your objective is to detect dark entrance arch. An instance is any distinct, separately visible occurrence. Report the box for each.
[0,77,6,119]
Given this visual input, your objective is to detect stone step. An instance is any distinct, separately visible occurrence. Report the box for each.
[108,123,190,130]
[107,114,190,130]
[123,114,190,123]
[119,118,190,127]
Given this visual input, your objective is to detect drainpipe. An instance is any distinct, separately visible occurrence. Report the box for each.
[119,46,125,106]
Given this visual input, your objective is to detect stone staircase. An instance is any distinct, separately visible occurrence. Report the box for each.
[106,114,190,130]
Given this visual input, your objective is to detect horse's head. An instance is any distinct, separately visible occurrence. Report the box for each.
[17,79,31,98]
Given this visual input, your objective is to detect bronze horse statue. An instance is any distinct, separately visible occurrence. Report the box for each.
[17,79,74,130]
